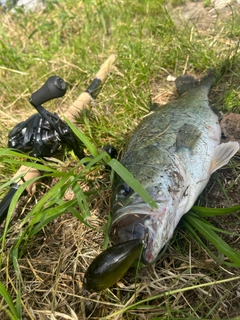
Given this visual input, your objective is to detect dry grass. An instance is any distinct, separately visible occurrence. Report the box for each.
[0,0,240,319]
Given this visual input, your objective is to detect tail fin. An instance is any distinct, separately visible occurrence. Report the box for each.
[175,70,214,96]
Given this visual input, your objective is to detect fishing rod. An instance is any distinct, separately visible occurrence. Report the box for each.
[0,54,116,225]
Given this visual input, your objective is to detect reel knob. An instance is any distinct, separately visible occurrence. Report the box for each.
[30,76,66,106]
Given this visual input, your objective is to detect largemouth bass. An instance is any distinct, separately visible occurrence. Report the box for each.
[83,72,239,291]
[109,72,239,265]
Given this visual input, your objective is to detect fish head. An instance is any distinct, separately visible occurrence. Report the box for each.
[110,144,189,265]
[110,176,174,265]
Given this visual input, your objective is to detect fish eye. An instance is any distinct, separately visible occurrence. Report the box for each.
[118,183,132,198]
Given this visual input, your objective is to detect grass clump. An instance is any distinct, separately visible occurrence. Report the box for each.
[0,0,240,319]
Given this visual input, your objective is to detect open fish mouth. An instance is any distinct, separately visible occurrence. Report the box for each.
[110,204,156,241]
[110,212,149,243]
[109,204,162,264]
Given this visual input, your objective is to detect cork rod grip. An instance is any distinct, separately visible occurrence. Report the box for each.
[11,165,41,195]
[64,54,116,122]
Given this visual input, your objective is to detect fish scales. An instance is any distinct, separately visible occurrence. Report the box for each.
[110,72,239,265]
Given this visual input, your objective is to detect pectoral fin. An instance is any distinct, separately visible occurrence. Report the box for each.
[210,141,239,174]
[176,123,202,150]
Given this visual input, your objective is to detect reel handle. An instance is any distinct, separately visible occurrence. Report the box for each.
[30,76,67,106]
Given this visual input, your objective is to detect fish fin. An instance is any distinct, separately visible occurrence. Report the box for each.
[210,141,239,174]
[175,75,196,96]
[176,123,202,149]
[175,70,214,96]
[210,105,222,120]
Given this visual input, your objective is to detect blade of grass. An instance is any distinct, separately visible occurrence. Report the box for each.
[192,204,240,217]
[0,282,19,320]
[11,248,22,318]
[29,199,77,236]
[108,158,157,209]
[102,275,240,319]
[72,180,91,219]
[103,212,111,250]
[48,116,157,214]
[184,213,240,267]
[68,206,93,229]
[64,117,99,158]
[1,159,57,173]
[187,211,240,236]
[182,218,219,260]
[0,175,43,266]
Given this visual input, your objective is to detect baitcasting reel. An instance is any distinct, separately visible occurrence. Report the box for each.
[8,76,84,159]
[1,74,118,226]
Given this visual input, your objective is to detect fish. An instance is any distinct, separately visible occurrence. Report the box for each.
[83,71,239,291]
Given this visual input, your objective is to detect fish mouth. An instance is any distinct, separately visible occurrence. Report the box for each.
[110,204,161,265]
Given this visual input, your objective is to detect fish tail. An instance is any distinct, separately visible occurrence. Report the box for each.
[199,69,215,88]
[175,70,214,96]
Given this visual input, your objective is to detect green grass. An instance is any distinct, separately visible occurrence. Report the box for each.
[0,0,240,319]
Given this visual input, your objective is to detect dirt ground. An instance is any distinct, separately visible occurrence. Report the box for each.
[0,1,240,319]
